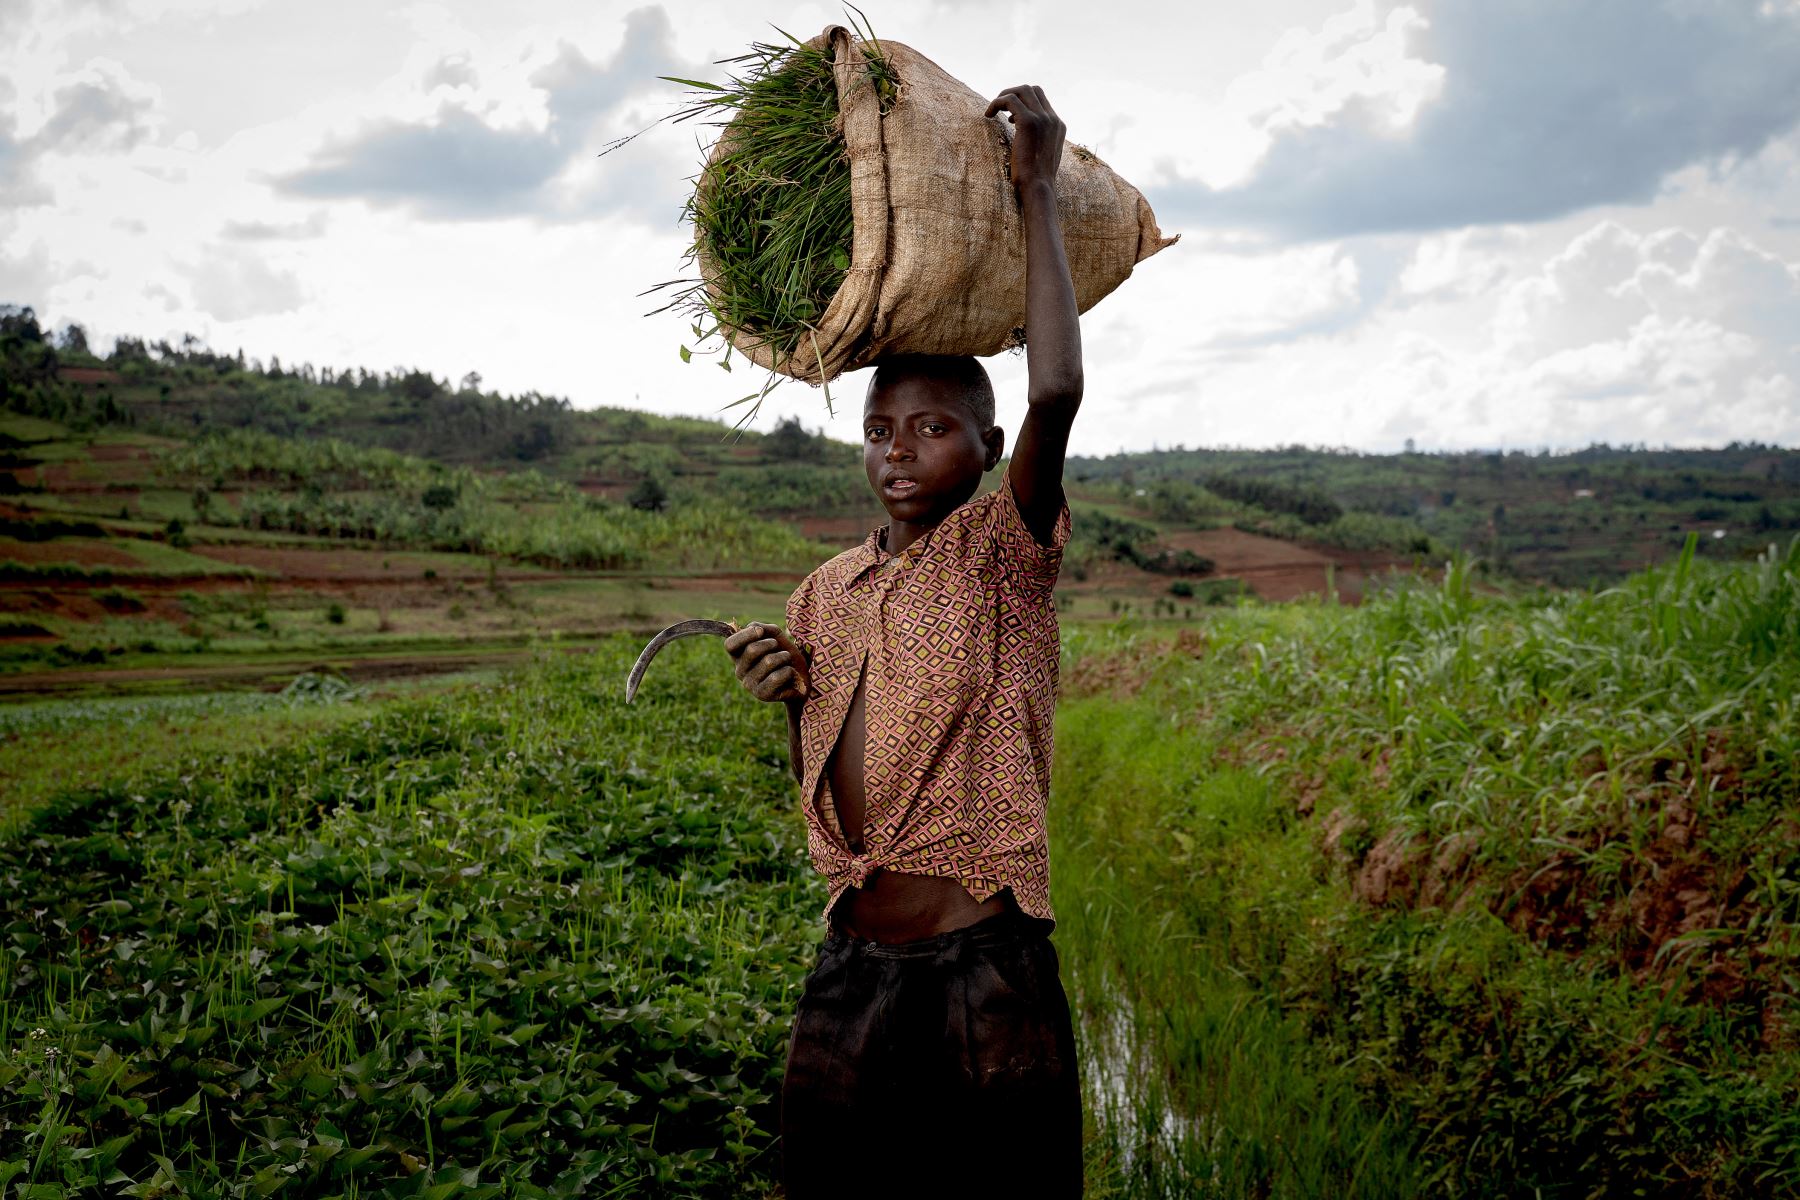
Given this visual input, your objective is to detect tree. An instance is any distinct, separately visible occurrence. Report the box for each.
[398,370,440,401]
[768,416,822,462]
[628,475,669,512]
[58,323,90,355]
[459,371,483,394]
[0,305,43,343]
[510,419,557,461]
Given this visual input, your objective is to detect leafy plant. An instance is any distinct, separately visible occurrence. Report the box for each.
[0,643,823,1195]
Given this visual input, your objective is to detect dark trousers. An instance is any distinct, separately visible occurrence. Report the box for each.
[780,910,1084,1197]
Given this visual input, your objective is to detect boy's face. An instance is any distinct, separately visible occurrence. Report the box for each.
[863,374,1003,527]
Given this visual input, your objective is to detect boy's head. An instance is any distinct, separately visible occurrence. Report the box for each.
[863,355,1004,526]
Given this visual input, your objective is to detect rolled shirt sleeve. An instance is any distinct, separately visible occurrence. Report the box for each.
[987,472,1072,597]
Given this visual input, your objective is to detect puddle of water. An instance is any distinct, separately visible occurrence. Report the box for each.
[1079,986,1217,1193]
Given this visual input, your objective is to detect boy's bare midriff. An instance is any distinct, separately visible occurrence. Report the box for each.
[822,666,1009,944]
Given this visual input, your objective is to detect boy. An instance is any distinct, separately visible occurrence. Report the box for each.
[724,83,1084,1196]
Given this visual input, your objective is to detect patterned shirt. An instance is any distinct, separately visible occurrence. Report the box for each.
[785,473,1071,924]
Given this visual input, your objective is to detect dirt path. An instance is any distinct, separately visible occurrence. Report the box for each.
[0,640,631,698]
[0,564,806,593]
[1154,526,1413,603]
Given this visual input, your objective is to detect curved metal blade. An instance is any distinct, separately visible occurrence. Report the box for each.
[624,618,737,703]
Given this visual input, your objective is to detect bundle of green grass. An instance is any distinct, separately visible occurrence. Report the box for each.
[665,23,1176,400]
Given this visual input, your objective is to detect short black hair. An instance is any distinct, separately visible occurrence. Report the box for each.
[866,355,996,430]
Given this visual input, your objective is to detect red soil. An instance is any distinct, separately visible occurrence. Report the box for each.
[796,515,872,546]
[57,367,122,385]
[0,539,140,567]
[185,546,497,580]
[1088,526,1416,604]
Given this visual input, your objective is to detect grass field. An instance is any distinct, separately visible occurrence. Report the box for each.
[1055,535,1800,1196]
[4,425,1798,1195]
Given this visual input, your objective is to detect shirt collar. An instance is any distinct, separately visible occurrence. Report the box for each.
[845,519,928,583]
[844,484,989,583]
[842,524,889,583]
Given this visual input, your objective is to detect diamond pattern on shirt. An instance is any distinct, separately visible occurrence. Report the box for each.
[785,473,1071,924]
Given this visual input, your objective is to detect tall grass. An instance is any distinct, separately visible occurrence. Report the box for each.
[1054,536,1800,1196]
[657,20,898,400]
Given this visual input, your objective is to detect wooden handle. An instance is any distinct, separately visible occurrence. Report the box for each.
[766,625,811,698]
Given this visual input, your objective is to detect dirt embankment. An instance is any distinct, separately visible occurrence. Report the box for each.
[1312,732,1793,1048]
[1165,527,1414,603]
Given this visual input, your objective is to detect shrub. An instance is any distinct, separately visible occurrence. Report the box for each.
[627,475,669,513]
[96,585,146,613]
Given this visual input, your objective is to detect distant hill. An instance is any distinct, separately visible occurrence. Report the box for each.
[7,303,1799,591]
[1068,442,1800,587]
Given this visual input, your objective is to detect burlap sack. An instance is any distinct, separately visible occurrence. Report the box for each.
[696,25,1177,385]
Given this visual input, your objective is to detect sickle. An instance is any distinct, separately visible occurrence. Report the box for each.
[623,618,810,703]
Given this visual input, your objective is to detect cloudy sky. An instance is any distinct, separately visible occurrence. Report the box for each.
[4,0,1800,454]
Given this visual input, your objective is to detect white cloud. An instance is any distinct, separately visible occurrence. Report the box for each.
[1232,4,1441,140]
[1415,219,1800,446]
[185,247,305,321]
[3,0,1799,456]
[1398,227,1517,303]
[0,235,55,305]
[27,57,159,153]
[1156,0,1800,238]
[275,6,695,222]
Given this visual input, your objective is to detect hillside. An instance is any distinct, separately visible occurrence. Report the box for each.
[1071,441,1800,586]
[7,304,1800,696]
[13,307,1799,591]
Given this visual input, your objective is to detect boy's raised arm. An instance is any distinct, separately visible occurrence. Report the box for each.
[986,84,1083,546]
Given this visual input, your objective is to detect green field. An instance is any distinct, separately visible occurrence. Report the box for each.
[1,644,821,1196]
[3,537,1796,1195]
[1057,535,1800,1196]
[7,307,1800,1195]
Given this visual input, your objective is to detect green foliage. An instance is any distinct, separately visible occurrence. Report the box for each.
[1137,478,1236,525]
[1233,508,1443,555]
[1201,471,1343,525]
[94,586,145,614]
[421,484,459,511]
[163,430,453,493]
[0,516,108,541]
[627,475,669,513]
[695,464,868,515]
[168,431,825,572]
[1056,537,1800,1196]
[1070,442,1800,586]
[1066,506,1213,578]
[765,417,830,464]
[0,559,254,584]
[0,643,823,1195]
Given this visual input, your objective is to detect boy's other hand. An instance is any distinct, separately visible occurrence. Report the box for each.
[724,622,808,704]
[985,85,1065,197]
